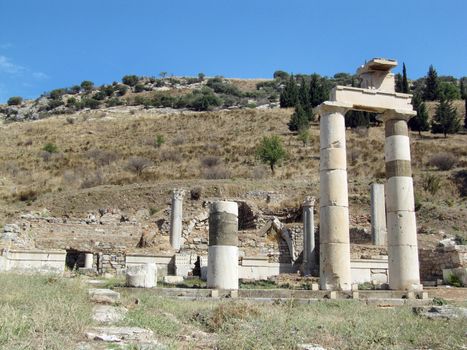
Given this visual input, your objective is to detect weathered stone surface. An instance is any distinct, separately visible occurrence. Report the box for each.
[126,263,157,288]
[85,326,156,342]
[92,305,128,323]
[163,275,184,284]
[297,344,327,350]
[413,306,467,320]
[89,288,120,304]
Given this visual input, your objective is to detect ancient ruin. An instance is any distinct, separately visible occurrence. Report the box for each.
[169,189,185,251]
[207,201,239,290]
[316,58,420,291]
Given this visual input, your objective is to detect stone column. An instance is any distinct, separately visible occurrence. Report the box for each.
[383,110,421,290]
[317,102,352,291]
[302,196,316,276]
[170,189,185,251]
[370,183,387,246]
[207,201,239,290]
[84,253,93,269]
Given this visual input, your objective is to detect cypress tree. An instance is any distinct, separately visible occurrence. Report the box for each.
[345,110,370,128]
[309,74,327,108]
[464,98,467,129]
[402,63,409,93]
[423,65,440,101]
[408,94,430,136]
[395,73,403,93]
[280,75,299,108]
[431,97,460,137]
[288,104,309,132]
[460,78,466,99]
[298,76,310,108]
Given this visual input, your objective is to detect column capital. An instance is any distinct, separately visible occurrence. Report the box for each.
[303,196,316,207]
[314,101,353,116]
[172,188,185,200]
[381,109,416,122]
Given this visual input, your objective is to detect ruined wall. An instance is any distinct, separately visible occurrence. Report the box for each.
[419,245,467,281]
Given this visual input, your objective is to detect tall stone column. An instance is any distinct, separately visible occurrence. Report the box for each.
[207,201,239,290]
[170,189,185,251]
[318,102,352,291]
[383,110,421,290]
[370,183,387,246]
[302,196,316,276]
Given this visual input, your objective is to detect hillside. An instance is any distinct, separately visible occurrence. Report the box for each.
[0,100,466,249]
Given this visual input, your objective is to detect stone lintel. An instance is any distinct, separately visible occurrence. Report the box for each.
[313,101,352,116]
[357,58,398,75]
[382,109,417,122]
[330,86,415,114]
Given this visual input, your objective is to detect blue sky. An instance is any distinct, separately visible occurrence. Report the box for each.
[0,0,466,102]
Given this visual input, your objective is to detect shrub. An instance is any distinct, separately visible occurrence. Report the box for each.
[80,80,94,92]
[93,91,106,101]
[122,75,139,87]
[428,153,457,170]
[421,173,441,195]
[134,83,145,93]
[159,149,182,162]
[106,98,123,107]
[202,165,230,179]
[81,98,100,109]
[298,129,310,146]
[7,96,23,106]
[154,134,165,148]
[453,169,467,197]
[200,156,221,168]
[86,149,117,166]
[187,89,222,111]
[49,88,66,100]
[43,143,59,153]
[80,170,105,189]
[17,189,38,202]
[206,77,241,96]
[126,156,152,176]
[116,85,128,96]
[47,99,64,110]
[190,187,202,200]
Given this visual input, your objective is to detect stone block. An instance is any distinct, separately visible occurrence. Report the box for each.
[125,263,157,288]
[163,275,184,284]
[89,289,120,304]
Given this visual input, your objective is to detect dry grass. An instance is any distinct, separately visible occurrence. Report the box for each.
[0,107,466,244]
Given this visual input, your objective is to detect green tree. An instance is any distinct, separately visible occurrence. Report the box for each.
[279,75,298,108]
[438,81,461,100]
[408,94,430,136]
[80,80,94,93]
[345,110,370,128]
[298,76,310,108]
[431,97,460,137]
[288,104,309,132]
[309,74,327,108]
[464,98,467,129]
[256,135,287,175]
[423,65,439,101]
[395,73,403,92]
[402,63,409,93]
[273,70,289,80]
[122,75,139,87]
[7,96,22,106]
[460,78,466,99]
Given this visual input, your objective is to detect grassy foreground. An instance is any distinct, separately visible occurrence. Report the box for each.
[0,274,92,349]
[0,274,465,349]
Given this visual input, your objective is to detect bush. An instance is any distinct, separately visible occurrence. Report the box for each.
[428,153,457,170]
[122,75,139,87]
[80,170,105,189]
[43,143,59,153]
[87,149,117,166]
[421,173,441,195]
[49,88,66,100]
[206,77,241,96]
[154,134,165,148]
[190,187,202,200]
[7,96,23,106]
[17,189,38,202]
[81,98,100,109]
[126,156,152,176]
[134,83,145,93]
[453,169,467,197]
[80,80,94,92]
[187,89,222,111]
[200,156,221,168]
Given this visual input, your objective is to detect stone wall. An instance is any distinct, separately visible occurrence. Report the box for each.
[419,245,467,281]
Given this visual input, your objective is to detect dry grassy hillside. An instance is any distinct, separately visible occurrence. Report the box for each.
[0,107,466,247]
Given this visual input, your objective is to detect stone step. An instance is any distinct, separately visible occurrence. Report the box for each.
[92,305,127,324]
[85,279,107,287]
[85,327,162,347]
[89,288,120,304]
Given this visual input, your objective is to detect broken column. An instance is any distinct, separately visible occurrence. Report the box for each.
[317,101,352,291]
[302,196,316,276]
[126,263,157,288]
[370,183,387,246]
[207,201,239,290]
[84,253,94,269]
[383,110,421,290]
[169,189,185,251]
